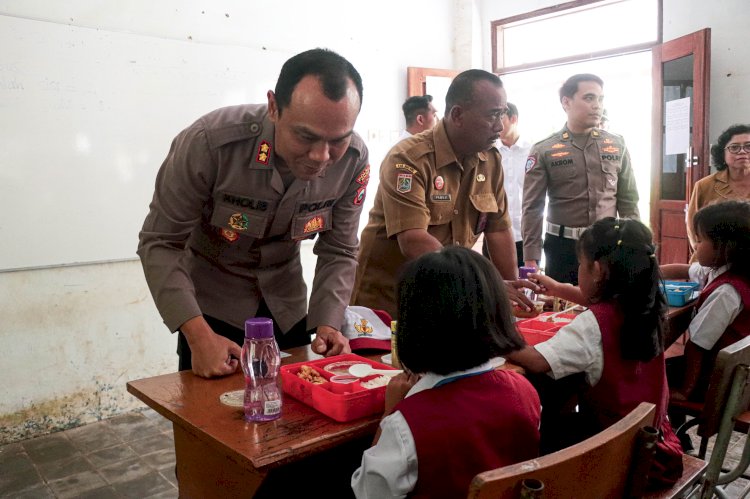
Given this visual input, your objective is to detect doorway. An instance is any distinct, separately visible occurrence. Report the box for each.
[499,51,653,221]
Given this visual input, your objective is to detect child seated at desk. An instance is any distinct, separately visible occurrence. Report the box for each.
[506,217,683,487]
[661,200,750,402]
[351,246,541,499]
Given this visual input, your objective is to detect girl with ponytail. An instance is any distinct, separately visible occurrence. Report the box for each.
[507,217,682,487]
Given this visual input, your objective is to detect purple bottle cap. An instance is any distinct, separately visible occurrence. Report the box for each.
[245,317,274,339]
[519,266,536,279]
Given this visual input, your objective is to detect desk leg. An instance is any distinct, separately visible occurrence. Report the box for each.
[173,424,266,498]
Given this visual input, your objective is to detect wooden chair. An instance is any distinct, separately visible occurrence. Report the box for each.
[669,335,750,498]
[467,402,659,499]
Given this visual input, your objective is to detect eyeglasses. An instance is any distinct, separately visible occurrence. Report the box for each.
[725,143,750,154]
[486,108,509,124]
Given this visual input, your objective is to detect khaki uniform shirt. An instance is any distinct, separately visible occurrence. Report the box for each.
[521,126,639,261]
[351,120,511,317]
[138,104,370,334]
[686,170,750,261]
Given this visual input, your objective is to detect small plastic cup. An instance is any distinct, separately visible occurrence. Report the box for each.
[330,375,358,394]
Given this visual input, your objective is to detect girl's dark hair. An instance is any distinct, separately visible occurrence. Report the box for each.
[710,124,750,171]
[693,200,750,280]
[577,218,666,361]
[395,246,524,375]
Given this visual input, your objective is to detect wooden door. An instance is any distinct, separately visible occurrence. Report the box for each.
[406,67,459,120]
[650,29,711,264]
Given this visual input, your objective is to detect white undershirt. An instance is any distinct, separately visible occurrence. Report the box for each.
[497,137,532,242]
[687,263,743,350]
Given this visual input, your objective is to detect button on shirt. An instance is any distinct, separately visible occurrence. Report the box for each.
[498,136,532,242]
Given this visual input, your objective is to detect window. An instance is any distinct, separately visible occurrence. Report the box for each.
[492,0,661,72]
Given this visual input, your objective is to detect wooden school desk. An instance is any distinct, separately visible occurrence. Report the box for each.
[127,345,384,498]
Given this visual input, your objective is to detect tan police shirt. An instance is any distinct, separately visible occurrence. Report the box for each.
[351,120,511,317]
[138,104,370,334]
[521,126,640,262]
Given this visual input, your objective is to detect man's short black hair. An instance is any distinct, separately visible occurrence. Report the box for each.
[274,48,363,115]
[402,95,433,126]
[506,102,518,119]
[445,69,503,111]
[559,73,604,102]
[395,246,525,375]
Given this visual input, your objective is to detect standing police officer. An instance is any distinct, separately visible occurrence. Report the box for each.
[522,73,639,284]
[138,49,369,378]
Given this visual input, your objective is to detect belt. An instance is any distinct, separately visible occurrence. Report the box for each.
[545,222,587,240]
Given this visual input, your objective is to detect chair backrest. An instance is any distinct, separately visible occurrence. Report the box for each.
[698,335,750,438]
[467,402,656,499]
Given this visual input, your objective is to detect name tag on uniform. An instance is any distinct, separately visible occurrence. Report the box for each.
[432,194,451,202]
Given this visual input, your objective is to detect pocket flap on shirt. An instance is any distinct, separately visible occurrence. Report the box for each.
[470,193,499,213]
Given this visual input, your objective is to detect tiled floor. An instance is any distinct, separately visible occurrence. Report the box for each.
[0,408,177,498]
[1,407,749,498]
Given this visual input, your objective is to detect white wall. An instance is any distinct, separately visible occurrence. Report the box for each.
[662,0,750,141]
[0,0,459,444]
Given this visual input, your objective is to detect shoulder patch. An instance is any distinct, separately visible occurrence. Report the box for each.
[525,155,537,173]
[396,173,413,193]
[355,164,370,185]
[394,163,418,174]
[353,186,366,206]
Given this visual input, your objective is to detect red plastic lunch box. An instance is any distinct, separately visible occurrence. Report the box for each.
[281,353,397,422]
[516,312,577,346]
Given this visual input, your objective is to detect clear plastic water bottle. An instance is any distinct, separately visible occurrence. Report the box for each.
[241,317,282,422]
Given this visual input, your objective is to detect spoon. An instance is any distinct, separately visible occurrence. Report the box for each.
[348,363,403,378]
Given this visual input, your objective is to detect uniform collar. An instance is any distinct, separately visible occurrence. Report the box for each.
[434,119,490,171]
[713,169,733,197]
[404,360,495,398]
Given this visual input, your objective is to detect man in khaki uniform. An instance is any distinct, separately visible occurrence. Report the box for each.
[352,70,533,318]
[522,73,639,284]
[138,49,369,378]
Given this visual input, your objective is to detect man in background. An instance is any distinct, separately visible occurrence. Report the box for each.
[522,73,639,284]
[352,70,535,318]
[396,94,438,141]
[138,48,369,377]
[483,102,531,266]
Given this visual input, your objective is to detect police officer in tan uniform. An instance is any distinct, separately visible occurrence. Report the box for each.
[522,73,639,284]
[351,70,535,318]
[138,49,369,378]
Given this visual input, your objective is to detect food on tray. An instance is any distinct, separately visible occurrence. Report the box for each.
[512,305,540,319]
[297,365,326,384]
[545,315,573,323]
[323,360,359,376]
[361,375,390,389]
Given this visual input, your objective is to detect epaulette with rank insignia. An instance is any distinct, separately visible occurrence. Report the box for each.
[206,121,263,150]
